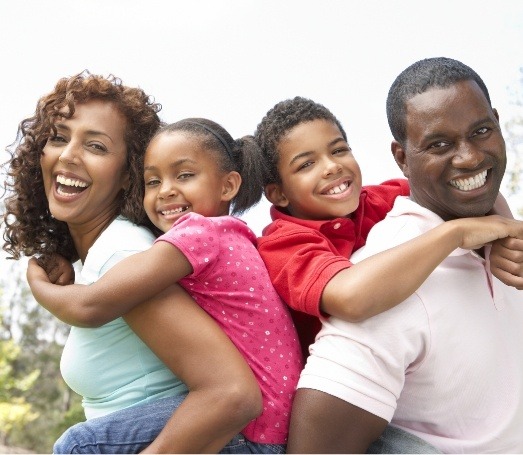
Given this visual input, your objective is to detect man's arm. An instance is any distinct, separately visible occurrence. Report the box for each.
[287,388,387,453]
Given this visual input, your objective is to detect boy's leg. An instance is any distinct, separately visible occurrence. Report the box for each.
[53,394,187,454]
[367,425,442,454]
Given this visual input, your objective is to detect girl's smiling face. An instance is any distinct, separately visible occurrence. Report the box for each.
[266,119,362,220]
[143,131,237,233]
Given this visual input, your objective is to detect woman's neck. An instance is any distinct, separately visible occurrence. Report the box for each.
[69,211,120,262]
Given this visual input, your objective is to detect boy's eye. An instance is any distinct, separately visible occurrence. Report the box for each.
[332,146,351,155]
[297,161,313,171]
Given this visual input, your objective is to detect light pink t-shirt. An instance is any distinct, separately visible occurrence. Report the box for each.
[156,213,303,444]
[299,197,523,453]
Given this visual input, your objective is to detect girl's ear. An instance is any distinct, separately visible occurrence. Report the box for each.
[264,183,289,208]
[221,171,241,202]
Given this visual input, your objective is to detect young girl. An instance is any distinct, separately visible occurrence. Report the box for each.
[27,118,303,453]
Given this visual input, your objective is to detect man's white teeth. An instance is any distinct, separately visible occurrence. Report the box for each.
[56,175,88,188]
[450,170,488,191]
[327,182,349,195]
[162,206,188,215]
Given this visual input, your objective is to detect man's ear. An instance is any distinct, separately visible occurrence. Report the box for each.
[493,107,500,122]
[391,140,409,178]
[264,183,289,208]
[221,171,241,202]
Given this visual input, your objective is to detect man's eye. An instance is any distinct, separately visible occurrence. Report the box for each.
[428,141,449,149]
[474,127,489,136]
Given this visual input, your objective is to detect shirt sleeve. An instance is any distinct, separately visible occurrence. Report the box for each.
[298,292,430,422]
[156,213,219,279]
[257,222,352,318]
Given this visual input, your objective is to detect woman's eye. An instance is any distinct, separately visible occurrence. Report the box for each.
[88,143,107,152]
[49,135,67,144]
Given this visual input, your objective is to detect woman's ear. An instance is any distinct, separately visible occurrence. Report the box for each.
[264,183,289,208]
[221,171,241,202]
[391,140,409,178]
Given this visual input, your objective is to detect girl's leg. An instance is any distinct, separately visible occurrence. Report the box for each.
[219,434,286,454]
[53,394,187,454]
[367,425,442,454]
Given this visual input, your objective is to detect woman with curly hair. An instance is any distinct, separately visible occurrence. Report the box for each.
[2,71,261,453]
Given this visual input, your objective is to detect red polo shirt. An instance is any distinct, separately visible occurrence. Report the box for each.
[257,179,409,356]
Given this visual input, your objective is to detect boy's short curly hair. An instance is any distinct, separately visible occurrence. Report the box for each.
[254,96,347,185]
[2,71,162,262]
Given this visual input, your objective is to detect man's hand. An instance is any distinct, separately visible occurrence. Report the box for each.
[490,236,523,290]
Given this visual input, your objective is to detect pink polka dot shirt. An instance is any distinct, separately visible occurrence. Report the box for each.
[156,212,303,444]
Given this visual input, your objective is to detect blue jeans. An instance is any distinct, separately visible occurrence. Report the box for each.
[368,425,442,454]
[54,394,284,454]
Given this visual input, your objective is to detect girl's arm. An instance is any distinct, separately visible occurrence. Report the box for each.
[322,215,523,321]
[27,241,189,327]
[124,283,262,453]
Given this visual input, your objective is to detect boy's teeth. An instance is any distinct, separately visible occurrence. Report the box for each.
[327,182,348,195]
[450,170,488,191]
[56,175,88,188]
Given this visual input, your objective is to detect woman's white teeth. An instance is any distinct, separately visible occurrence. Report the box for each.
[327,182,348,195]
[162,206,188,215]
[56,175,88,188]
[450,170,488,191]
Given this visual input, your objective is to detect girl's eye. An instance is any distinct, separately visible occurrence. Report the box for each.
[178,172,194,180]
[145,178,161,186]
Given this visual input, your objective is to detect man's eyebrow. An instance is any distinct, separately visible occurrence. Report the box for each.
[288,137,347,166]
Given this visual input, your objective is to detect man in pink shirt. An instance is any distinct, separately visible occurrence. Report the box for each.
[288,57,523,453]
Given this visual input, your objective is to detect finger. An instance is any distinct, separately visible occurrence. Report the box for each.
[490,266,523,290]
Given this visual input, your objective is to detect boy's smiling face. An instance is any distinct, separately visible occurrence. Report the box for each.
[266,119,362,220]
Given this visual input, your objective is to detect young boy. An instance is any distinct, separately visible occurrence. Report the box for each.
[254,96,523,355]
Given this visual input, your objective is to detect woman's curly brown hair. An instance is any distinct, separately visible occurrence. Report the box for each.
[2,70,162,263]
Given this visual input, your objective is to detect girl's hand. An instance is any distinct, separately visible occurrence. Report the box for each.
[28,254,75,287]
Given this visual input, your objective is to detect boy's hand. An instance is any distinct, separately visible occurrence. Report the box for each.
[490,236,523,290]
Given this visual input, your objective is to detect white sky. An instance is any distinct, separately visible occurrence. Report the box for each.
[1,0,523,239]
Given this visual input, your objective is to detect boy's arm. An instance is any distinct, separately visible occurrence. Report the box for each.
[322,215,523,321]
[27,241,191,327]
[124,284,262,453]
[287,388,386,453]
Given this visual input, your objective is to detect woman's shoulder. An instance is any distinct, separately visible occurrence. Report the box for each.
[104,216,156,248]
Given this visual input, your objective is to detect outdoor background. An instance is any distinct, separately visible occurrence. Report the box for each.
[1,0,522,452]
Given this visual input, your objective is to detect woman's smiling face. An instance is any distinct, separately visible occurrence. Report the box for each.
[40,100,130,231]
